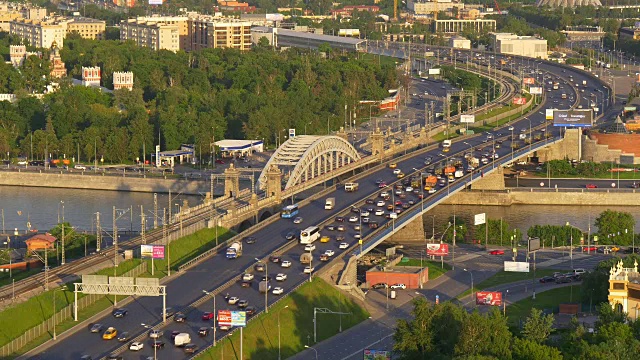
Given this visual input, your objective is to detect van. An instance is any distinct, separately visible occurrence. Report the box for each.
[442,140,452,148]
[174,332,191,347]
[573,268,586,276]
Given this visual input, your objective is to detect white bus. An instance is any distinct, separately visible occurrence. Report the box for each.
[300,226,321,244]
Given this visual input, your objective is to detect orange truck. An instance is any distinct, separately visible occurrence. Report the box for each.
[443,166,456,175]
[424,175,437,190]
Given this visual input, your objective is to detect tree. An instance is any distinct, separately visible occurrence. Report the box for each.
[595,210,635,245]
[393,297,436,358]
[511,337,562,360]
[521,308,555,343]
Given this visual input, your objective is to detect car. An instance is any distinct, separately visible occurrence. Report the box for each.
[573,268,586,276]
[582,246,597,252]
[320,254,330,261]
[361,218,370,223]
[270,255,281,263]
[365,199,375,204]
[184,344,198,354]
[162,308,175,317]
[102,327,117,340]
[244,236,257,244]
[586,184,598,189]
[74,164,87,170]
[174,312,187,322]
[171,330,181,339]
[349,216,358,223]
[242,273,254,281]
[304,266,315,273]
[371,283,387,289]
[539,276,555,283]
[360,210,370,217]
[335,216,345,222]
[555,275,572,284]
[228,296,240,305]
[219,324,231,331]
[281,260,292,268]
[320,236,330,243]
[336,235,345,241]
[293,217,303,224]
[304,244,316,251]
[117,331,131,342]
[107,355,123,360]
[354,234,362,239]
[351,206,361,213]
[389,163,397,169]
[129,341,144,351]
[255,263,265,272]
[324,249,335,257]
[246,306,257,316]
[241,280,251,288]
[273,287,284,295]
[375,209,384,216]
[90,323,104,333]
[406,186,414,192]
[276,273,288,281]
[376,200,385,207]
[489,250,505,255]
[149,330,164,338]
[508,126,514,131]
[378,182,387,188]
[610,246,621,252]
[202,312,215,320]
[393,168,401,174]
[198,327,209,336]
[369,222,379,229]
[339,242,349,249]
[112,308,128,318]
[152,340,165,349]
[285,232,296,241]
[337,225,346,231]
[390,284,406,289]
[380,191,389,198]
[237,299,249,308]
[325,225,336,231]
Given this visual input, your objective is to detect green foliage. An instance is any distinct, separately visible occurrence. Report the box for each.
[442,216,468,243]
[473,218,521,246]
[511,337,563,360]
[527,225,583,247]
[580,270,610,310]
[595,210,636,245]
[521,308,555,344]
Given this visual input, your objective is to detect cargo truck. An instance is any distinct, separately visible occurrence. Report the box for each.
[226,242,242,259]
[424,175,437,190]
[300,253,313,264]
[325,197,335,210]
[443,166,456,175]
[344,183,359,192]
[259,280,271,293]
[174,333,191,347]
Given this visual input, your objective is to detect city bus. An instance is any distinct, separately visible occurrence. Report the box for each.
[281,204,299,219]
[300,226,321,244]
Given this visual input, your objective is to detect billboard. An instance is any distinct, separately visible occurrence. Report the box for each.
[545,109,555,120]
[476,291,502,306]
[338,29,360,37]
[523,77,535,85]
[289,128,296,138]
[218,310,246,327]
[529,237,541,252]
[426,243,449,256]
[474,213,486,225]
[364,349,391,360]
[148,0,163,4]
[460,114,475,123]
[141,245,165,259]
[428,68,441,75]
[529,87,543,95]
[504,261,530,273]
[553,109,593,127]
[512,97,526,105]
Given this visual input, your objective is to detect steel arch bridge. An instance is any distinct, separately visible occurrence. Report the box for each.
[258,135,361,191]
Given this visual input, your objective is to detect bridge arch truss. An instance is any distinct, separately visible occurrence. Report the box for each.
[258,135,361,191]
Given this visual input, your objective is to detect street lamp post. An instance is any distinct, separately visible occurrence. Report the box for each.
[255,258,268,313]
[304,345,318,360]
[463,268,474,305]
[277,305,290,360]
[53,285,68,340]
[202,290,217,346]
[142,323,157,360]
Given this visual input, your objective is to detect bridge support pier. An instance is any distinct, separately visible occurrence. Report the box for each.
[265,165,282,202]
[471,166,506,191]
[224,164,240,198]
[389,216,426,243]
[371,128,384,160]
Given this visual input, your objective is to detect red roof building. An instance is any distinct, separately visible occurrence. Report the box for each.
[331,5,380,18]
[26,233,56,253]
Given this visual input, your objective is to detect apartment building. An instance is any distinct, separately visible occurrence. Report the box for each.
[490,32,548,59]
[120,19,180,52]
[188,15,251,51]
[66,17,106,40]
[10,19,66,49]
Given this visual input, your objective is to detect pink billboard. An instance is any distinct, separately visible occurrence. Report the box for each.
[476,291,503,306]
[426,243,449,256]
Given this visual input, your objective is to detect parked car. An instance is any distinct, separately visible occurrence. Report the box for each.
[539,276,555,283]
[582,246,597,252]
[555,275,572,284]
[390,284,406,290]
[371,283,387,289]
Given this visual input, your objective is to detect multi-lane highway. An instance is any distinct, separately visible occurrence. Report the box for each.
[29,49,609,360]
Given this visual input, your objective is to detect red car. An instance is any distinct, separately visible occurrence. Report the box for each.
[202,312,215,320]
[582,246,597,252]
[586,184,598,189]
[489,250,505,255]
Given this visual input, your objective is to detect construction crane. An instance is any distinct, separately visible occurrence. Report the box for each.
[493,0,501,14]
[394,0,398,21]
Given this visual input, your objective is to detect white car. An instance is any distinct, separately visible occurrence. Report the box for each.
[281,260,292,268]
[324,250,335,257]
[228,296,240,305]
[390,283,406,289]
[508,126,514,131]
[375,209,385,216]
[272,287,284,295]
[380,191,389,197]
[129,341,144,351]
[348,216,358,223]
[360,210,370,217]
[149,330,163,339]
[242,273,254,281]
[74,164,87,170]
[339,242,349,249]
[428,188,437,194]
[293,217,303,224]
[405,186,413,192]
[392,169,401,174]
[303,266,315,274]
[304,244,316,252]
[276,273,287,281]
[354,234,361,239]
[376,201,385,207]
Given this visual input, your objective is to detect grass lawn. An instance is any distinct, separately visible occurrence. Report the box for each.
[396,258,452,280]
[457,269,562,299]
[359,52,399,67]
[0,268,41,287]
[507,285,582,325]
[198,278,370,360]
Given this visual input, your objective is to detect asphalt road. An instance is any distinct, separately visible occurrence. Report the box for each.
[31,49,608,360]
[506,177,639,189]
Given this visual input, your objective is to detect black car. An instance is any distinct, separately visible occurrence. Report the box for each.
[244,236,257,244]
[241,281,252,288]
[336,235,345,242]
[261,276,272,282]
[539,276,555,283]
[117,332,130,342]
[246,306,257,316]
[555,275,572,284]
[112,308,128,318]
[152,340,165,349]
[375,179,383,185]
[371,283,387,289]
[107,355,123,360]
[351,207,360,213]
[184,344,198,354]
[198,327,209,336]
[174,312,187,322]
[285,232,296,241]
[365,199,375,204]
[171,330,181,339]
[255,263,265,272]
[335,216,345,222]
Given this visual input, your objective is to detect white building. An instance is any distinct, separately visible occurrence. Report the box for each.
[10,18,65,49]
[113,71,134,90]
[449,36,471,49]
[82,66,101,87]
[490,32,548,59]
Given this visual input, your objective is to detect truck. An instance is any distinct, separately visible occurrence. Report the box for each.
[443,166,456,176]
[259,280,271,293]
[325,197,335,210]
[469,157,480,168]
[344,183,359,192]
[226,242,242,259]
[174,333,191,347]
[300,253,313,264]
[424,175,437,190]
[582,80,587,87]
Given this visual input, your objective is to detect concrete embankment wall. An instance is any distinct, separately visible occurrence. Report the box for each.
[442,189,640,206]
[0,171,209,195]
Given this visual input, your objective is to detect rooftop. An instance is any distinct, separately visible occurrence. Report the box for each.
[253,26,366,46]
[367,265,424,274]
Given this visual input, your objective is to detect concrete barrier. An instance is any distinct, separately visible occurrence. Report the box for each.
[442,188,640,206]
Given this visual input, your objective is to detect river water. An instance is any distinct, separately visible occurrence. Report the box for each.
[0,186,202,234]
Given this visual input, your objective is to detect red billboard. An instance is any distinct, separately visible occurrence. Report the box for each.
[476,291,503,306]
[426,243,449,256]
[512,97,526,105]
[523,77,535,85]
[217,310,232,326]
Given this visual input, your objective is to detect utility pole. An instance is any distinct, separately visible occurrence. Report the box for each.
[96,212,101,252]
[164,209,170,276]
[61,221,65,265]
[113,206,118,268]
[153,193,158,228]
[141,205,145,244]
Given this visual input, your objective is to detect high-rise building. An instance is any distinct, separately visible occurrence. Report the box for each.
[120,18,184,52]
[10,19,66,49]
[188,15,252,51]
[66,17,106,40]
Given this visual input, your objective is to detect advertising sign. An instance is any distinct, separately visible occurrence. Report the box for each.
[426,243,449,256]
[545,109,555,120]
[474,213,486,226]
[529,86,543,95]
[460,114,475,123]
[140,245,165,259]
[553,109,593,127]
[217,310,232,327]
[363,349,391,360]
[523,77,535,85]
[529,237,541,252]
[476,291,503,306]
[504,261,530,273]
[231,311,247,326]
[512,97,526,105]
[148,0,163,4]
[428,68,441,75]
[289,128,296,138]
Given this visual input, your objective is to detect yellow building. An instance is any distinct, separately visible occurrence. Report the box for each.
[10,18,66,49]
[120,19,180,52]
[608,260,640,320]
[66,17,106,40]
[120,16,189,50]
[188,15,252,51]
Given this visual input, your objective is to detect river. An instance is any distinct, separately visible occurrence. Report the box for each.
[0,186,202,234]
